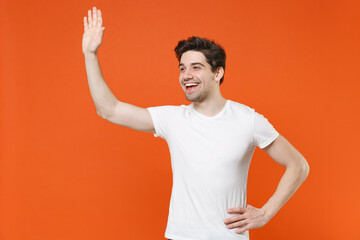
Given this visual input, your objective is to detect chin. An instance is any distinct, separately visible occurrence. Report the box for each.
[185,94,204,102]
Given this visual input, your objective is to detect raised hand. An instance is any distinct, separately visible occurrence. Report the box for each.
[82,6,105,55]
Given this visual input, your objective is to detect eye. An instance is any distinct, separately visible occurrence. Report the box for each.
[179,67,185,72]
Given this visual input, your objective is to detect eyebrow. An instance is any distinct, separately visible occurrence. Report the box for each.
[179,62,206,68]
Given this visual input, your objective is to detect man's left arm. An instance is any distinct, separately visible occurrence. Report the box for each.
[224,134,310,234]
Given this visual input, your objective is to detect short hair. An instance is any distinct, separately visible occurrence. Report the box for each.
[174,36,226,85]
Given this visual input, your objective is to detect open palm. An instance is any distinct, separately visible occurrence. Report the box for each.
[82,7,105,55]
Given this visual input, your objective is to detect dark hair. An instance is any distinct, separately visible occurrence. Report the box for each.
[174,36,226,85]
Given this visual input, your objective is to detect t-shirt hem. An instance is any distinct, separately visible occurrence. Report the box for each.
[165,232,249,240]
[165,233,194,240]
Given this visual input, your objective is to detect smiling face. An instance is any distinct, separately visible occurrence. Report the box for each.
[179,50,222,102]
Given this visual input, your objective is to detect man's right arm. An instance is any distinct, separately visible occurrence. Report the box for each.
[83,7,155,133]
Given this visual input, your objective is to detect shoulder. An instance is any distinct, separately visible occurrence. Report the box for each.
[147,104,187,113]
[147,104,188,119]
[229,101,275,127]
[228,100,255,115]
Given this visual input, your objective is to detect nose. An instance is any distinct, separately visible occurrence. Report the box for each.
[183,68,193,80]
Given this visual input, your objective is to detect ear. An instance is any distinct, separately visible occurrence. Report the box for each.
[214,67,224,83]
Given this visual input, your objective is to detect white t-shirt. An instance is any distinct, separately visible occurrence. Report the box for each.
[147,100,279,240]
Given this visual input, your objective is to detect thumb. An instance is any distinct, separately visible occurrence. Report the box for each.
[246,204,254,209]
[96,27,105,38]
[96,27,105,33]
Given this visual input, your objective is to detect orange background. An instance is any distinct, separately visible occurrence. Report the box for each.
[1,0,359,239]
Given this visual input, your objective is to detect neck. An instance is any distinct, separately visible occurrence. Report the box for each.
[192,91,227,117]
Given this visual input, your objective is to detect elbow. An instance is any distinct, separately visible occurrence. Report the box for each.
[95,101,119,120]
[299,158,310,182]
[288,157,309,183]
[95,104,115,120]
[97,110,111,120]
[96,109,106,119]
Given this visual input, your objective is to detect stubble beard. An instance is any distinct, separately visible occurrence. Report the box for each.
[185,87,208,102]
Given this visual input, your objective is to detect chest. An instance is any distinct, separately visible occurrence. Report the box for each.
[166,116,254,170]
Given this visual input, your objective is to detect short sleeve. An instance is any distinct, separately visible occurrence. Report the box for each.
[147,106,178,139]
[253,111,280,149]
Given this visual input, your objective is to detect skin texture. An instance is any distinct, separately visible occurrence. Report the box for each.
[83,6,310,236]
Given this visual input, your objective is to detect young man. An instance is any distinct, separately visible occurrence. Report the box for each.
[83,7,309,240]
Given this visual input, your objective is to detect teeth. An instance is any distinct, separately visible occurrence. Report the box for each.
[185,83,199,86]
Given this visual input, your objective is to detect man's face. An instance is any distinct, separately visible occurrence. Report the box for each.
[179,50,218,102]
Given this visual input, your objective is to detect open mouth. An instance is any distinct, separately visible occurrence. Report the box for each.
[185,82,200,92]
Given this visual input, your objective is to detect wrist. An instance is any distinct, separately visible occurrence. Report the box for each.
[261,204,275,223]
[84,51,98,59]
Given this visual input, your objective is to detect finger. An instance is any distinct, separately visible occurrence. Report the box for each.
[83,16,88,31]
[224,214,246,224]
[227,207,246,214]
[97,9,102,28]
[88,9,92,27]
[246,204,254,209]
[235,225,250,234]
[226,219,247,229]
[96,27,105,39]
[92,6,97,27]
